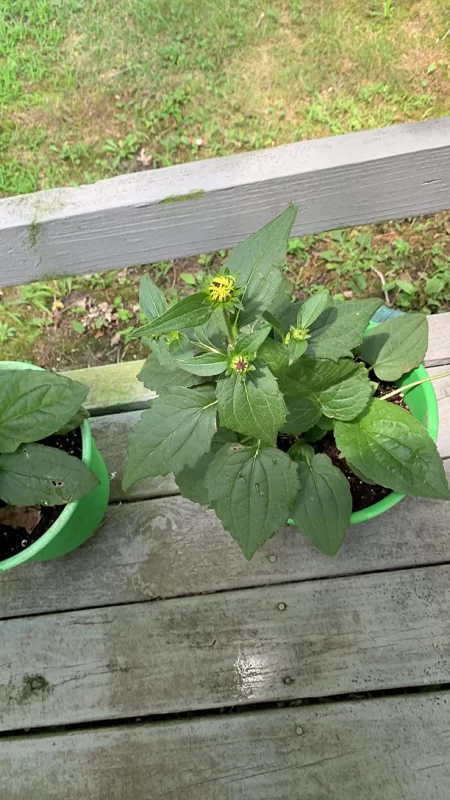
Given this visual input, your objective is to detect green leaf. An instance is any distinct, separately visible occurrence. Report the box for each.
[71,321,85,334]
[186,316,227,351]
[258,338,289,376]
[347,461,377,485]
[282,397,322,434]
[287,440,314,463]
[168,334,228,376]
[132,293,214,338]
[225,206,298,325]
[206,443,299,559]
[287,338,307,365]
[262,310,284,340]
[123,386,218,489]
[266,276,293,316]
[292,453,352,556]
[279,358,372,425]
[137,353,199,392]
[235,326,271,355]
[216,362,287,445]
[174,352,229,376]
[175,429,238,506]
[55,407,89,435]
[307,298,383,360]
[0,370,89,453]
[0,444,98,506]
[139,274,167,321]
[359,314,428,381]
[297,291,331,329]
[334,398,450,500]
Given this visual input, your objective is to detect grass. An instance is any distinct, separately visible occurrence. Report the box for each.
[1,0,449,367]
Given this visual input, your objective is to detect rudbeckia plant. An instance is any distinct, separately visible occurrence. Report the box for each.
[123,206,450,559]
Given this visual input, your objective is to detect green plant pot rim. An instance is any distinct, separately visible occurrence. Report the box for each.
[0,361,99,569]
[288,321,439,526]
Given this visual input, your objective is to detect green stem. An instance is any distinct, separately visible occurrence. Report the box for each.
[223,308,236,347]
[380,369,450,401]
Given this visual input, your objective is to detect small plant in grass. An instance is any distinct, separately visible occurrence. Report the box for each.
[0,370,98,511]
[123,208,450,559]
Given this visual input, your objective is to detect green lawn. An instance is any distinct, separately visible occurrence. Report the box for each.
[1,0,449,367]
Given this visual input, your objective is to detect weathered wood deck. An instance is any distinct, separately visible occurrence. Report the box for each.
[1,313,450,798]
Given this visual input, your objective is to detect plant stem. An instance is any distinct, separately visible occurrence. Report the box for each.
[223,308,236,347]
[380,369,450,401]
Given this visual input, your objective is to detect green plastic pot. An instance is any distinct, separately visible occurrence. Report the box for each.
[288,322,439,527]
[0,361,109,572]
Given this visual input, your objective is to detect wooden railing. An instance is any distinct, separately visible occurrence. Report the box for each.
[0,117,450,288]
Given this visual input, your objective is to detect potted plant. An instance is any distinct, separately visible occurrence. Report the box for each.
[0,362,109,572]
[123,206,450,559]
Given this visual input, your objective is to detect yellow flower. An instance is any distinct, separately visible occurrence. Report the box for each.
[208,274,236,303]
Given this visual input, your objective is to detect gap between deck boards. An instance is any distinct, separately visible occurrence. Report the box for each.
[1,684,449,740]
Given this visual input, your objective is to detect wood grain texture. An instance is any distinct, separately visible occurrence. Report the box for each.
[426,313,450,367]
[63,360,155,415]
[0,461,449,620]
[3,694,450,800]
[2,565,450,730]
[1,118,450,286]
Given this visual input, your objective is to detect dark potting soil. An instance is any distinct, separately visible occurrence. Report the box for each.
[278,381,410,513]
[0,428,82,562]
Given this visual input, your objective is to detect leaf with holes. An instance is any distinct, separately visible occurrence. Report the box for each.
[122,386,218,489]
[0,370,88,453]
[291,452,352,556]
[359,314,428,380]
[334,399,450,500]
[206,443,299,559]
[216,362,286,445]
[0,444,98,506]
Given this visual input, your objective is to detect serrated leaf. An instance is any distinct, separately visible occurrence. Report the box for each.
[235,326,271,355]
[278,358,372,425]
[282,397,322,434]
[137,353,199,392]
[0,444,98,506]
[139,274,167,321]
[258,338,289,376]
[297,291,331,329]
[0,370,88,453]
[292,453,352,556]
[206,443,299,559]
[287,338,307,365]
[132,293,214,338]
[225,206,298,325]
[175,429,238,506]
[123,386,218,489]
[216,362,287,445]
[334,398,450,500]
[55,407,89,435]
[307,298,383,360]
[359,314,428,380]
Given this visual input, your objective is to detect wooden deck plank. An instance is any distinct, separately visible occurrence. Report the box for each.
[2,565,450,730]
[1,461,449,620]
[1,118,450,287]
[2,694,450,800]
[65,314,450,417]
